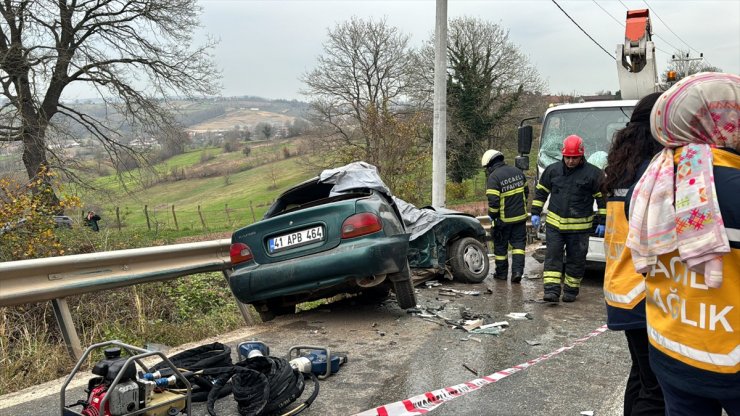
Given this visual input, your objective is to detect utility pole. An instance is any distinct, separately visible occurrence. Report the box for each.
[432,0,447,208]
[671,52,704,80]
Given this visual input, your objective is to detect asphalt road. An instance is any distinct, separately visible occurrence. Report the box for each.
[1,256,628,416]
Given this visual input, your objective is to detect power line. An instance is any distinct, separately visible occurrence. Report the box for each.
[643,0,701,55]
[592,0,670,55]
[592,0,623,27]
[551,0,615,60]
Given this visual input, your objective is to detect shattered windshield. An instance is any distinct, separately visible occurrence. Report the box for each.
[538,106,633,168]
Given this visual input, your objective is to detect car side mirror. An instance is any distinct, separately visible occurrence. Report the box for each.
[518,125,533,154]
[515,156,530,171]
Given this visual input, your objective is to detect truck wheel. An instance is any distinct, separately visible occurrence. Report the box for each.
[449,237,490,283]
[256,300,294,322]
[390,262,417,309]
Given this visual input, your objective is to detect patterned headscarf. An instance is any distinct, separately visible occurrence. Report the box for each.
[626,72,740,287]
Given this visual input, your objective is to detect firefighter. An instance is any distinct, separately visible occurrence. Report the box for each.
[482,149,528,283]
[530,135,606,302]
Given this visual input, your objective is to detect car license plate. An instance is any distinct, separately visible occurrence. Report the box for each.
[268,226,324,253]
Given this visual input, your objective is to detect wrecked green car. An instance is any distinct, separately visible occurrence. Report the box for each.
[228,162,489,321]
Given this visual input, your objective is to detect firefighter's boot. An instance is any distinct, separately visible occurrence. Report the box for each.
[494,260,508,280]
[543,283,561,302]
[511,270,523,283]
[562,285,579,302]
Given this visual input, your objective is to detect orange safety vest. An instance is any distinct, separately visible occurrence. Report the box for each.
[645,148,740,374]
[603,192,645,310]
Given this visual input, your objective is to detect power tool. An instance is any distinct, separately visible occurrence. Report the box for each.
[237,341,347,379]
[61,341,191,416]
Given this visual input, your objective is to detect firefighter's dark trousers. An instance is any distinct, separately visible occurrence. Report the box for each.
[543,226,590,296]
[491,221,526,278]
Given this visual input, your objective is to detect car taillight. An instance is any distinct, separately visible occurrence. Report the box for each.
[230,243,253,265]
[341,213,382,239]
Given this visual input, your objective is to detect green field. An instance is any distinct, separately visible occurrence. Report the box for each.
[73,140,316,235]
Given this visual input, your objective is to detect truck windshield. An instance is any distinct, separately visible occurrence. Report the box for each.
[538,107,633,169]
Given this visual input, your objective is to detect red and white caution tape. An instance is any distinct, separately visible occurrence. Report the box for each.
[354,324,608,416]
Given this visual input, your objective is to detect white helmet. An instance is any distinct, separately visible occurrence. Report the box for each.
[481,149,504,167]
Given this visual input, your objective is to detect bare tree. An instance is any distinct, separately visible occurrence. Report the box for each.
[300,17,421,175]
[410,17,544,182]
[0,0,219,202]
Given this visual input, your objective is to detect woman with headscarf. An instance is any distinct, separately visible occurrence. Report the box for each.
[603,92,665,415]
[626,72,740,415]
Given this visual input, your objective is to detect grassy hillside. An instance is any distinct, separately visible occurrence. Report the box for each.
[75,140,316,235]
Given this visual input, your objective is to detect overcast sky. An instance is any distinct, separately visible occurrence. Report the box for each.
[191,0,739,101]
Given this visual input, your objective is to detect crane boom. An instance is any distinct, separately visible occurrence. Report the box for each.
[616,9,659,99]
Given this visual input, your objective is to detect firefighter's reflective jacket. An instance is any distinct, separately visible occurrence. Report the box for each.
[531,159,606,232]
[486,160,528,223]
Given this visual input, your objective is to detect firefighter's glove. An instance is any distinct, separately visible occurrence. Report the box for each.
[595,224,605,238]
[531,215,540,229]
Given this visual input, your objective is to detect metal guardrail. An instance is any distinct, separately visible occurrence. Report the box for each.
[0,239,243,359]
[0,239,232,306]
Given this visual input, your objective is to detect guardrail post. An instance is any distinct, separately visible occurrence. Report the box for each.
[52,298,83,360]
[222,269,256,325]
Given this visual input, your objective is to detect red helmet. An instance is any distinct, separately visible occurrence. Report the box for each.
[562,135,585,157]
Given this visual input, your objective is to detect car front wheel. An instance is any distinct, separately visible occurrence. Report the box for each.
[449,237,490,283]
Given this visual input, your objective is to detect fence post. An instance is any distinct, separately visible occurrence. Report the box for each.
[171,204,179,231]
[225,204,231,226]
[198,205,207,230]
[116,207,121,231]
[249,201,256,223]
[144,205,151,231]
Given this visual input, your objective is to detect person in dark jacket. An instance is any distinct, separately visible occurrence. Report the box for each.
[482,149,528,283]
[531,135,606,302]
[602,92,665,415]
[85,211,101,232]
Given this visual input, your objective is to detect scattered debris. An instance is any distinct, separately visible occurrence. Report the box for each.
[425,280,442,288]
[462,363,479,376]
[440,288,481,296]
[462,319,485,332]
[580,411,594,416]
[480,321,509,329]
[470,326,503,335]
[505,312,533,320]
[525,339,541,346]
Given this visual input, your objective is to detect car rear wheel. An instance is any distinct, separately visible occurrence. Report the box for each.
[449,237,490,283]
[390,262,417,309]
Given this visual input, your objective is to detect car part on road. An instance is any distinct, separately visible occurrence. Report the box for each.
[448,237,490,283]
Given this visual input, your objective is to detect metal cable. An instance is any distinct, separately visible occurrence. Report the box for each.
[551,0,615,60]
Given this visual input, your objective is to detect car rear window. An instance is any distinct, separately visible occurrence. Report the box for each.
[264,181,372,218]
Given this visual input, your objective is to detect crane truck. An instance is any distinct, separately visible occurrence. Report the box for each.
[515,9,665,264]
